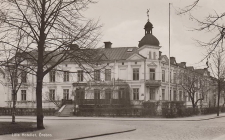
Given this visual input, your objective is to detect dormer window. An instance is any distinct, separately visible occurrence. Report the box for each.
[127,48,133,52]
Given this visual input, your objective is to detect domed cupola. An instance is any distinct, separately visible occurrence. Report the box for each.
[138,19,160,47]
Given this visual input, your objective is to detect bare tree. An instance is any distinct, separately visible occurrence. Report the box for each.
[0,48,30,124]
[177,0,225,60]
[0,0,101,129]
[178,69,210,110]
[209,48,225,116]
[0,26,32,123]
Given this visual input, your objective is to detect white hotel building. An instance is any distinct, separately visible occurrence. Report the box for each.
[1,19,214,109]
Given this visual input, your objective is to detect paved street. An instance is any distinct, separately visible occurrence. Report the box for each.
[0,114,225,140]
[85,117,225,140]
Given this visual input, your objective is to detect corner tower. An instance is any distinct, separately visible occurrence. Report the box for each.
[138,18,160,47]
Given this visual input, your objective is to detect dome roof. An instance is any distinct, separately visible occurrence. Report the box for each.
[144,21,153,29]
[138,34,160,47]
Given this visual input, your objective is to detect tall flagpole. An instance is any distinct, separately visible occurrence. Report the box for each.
[169,3,171,101]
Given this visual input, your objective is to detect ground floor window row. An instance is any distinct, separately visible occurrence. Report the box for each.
[162,89,209,102]
[9,88,209,102]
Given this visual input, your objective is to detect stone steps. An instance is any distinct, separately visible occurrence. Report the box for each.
[58,105,74,117]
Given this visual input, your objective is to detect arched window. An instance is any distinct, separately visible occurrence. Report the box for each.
[149,51,151,59]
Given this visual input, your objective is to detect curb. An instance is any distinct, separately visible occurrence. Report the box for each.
[67,128,136,140]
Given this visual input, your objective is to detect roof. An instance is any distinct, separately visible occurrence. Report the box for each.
[170,57,177,65]
[177,62,186,68]
[195,68,210,76]
[186,66,194,71]
[144,21,153,29]
[100,47,138,60]
[138,34,160,47]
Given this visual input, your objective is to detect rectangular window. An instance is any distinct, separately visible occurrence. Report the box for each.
[94,89,100,99]
[188,94,191,101]
[63,71,69,82]
[179,91,182,101]
[77,70,83,82]
[21,90,26,101]
[153,52,156,59]
[49,89,55,101]
[173,90,177,101]
[149,52,151,59]
[150,88,155,100]
[133,88,139,100]
[105,69,111,81]
[21,71,27,83]
[105,89,112,99]
[196,93,198,100]
[94,69,100,81]
[49,70,55,82]
[170,90,171,101]
[162,70,165,82]
[173,73,176,83]
[162,89,165,100]
[119,88,126,99]
[63,89,69,100]
[133,68,139,80]
[150,69,155,80]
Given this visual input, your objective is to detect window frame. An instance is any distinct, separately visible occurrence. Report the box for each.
[63,71,69,82]
[63,89,69,100]
[105,69,111,81]
[77,70,83,82]
[49,70,56,82]
[94,69,100,81]
[150,68,155,80]
[21,90,26,101]
[133,88,139,100]
[49,89,55,101]
[133,68,139,81]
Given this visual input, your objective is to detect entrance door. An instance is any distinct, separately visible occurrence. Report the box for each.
[94,89,100,99]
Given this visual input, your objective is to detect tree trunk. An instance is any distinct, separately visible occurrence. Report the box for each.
[11,90,16,124]
[36,72,44,129]
[217,80,221,116]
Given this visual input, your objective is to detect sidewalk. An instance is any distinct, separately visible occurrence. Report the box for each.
[0,113,225,140]
[1,113,225,121]
[0,118,136,140]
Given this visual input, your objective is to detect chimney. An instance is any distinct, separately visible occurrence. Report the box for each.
[181,62,186,67]
[104,41,112,49]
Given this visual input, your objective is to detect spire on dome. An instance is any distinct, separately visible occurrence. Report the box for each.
[147,9,150,21]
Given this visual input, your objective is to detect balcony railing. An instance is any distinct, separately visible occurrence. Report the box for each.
[145,80,161,87]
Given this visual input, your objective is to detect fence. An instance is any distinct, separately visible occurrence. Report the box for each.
[76,107,225,118]
[77,107,157,117]
[0,108,56,116]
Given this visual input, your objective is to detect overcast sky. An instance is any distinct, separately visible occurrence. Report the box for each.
[84,0,224,68]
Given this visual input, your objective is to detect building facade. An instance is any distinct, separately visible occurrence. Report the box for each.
[1,19,217,109]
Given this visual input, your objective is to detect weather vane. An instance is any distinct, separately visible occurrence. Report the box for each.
[147,9,150,21]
